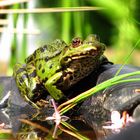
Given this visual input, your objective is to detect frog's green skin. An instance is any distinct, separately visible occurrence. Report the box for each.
[13,34,105,108]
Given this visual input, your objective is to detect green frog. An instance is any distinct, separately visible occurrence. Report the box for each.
[13,34,106,108]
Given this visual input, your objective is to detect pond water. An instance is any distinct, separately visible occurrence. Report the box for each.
[0,109,112,140]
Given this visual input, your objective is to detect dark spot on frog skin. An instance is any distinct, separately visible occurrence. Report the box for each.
[19,75,27,83]
[16,67,26,74]
[38,64,42,70]
[49,64,53,69]
[42,68,45,74]
[69,75,74,80]
[19,77,23,83]
[29,69,36,77]
[40,46,46,53]
[43,45,48,49]
[42,77,48,83]
[26,56,34,63]
[45,57,49,62]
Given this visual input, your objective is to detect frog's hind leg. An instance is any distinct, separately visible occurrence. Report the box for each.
[13,63,40,109]
[13,63,30,95]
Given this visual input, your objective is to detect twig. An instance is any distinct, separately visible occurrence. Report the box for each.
[0,7,104,14]
[19,119,50,133]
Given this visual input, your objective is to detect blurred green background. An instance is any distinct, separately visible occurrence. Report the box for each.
[0,0,140,76]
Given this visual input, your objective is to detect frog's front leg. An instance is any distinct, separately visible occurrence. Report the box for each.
[45,71,64,100]
[13,63,40,109]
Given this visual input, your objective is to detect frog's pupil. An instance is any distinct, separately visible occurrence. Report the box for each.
[72,39,80,47]
[72,37,83,48]
[74,39,79,44]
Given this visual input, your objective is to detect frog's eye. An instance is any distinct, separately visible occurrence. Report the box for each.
[86,34,100,43]
[72,37,83,48]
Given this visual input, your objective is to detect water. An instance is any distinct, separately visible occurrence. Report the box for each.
[0,110,111,140]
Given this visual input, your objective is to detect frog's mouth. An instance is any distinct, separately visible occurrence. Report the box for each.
[70,49,103,60]
[61,49,102,66]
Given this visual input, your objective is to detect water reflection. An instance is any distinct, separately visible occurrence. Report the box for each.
[0,104,111,140]
[16,119,97,140]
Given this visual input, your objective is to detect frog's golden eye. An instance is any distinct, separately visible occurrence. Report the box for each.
[72,37,83,48]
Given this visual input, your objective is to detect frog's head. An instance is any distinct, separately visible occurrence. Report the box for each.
[60,34,106,87]
[61,34,105,66]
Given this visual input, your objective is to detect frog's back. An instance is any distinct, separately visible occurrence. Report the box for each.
[26,39,67,63]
